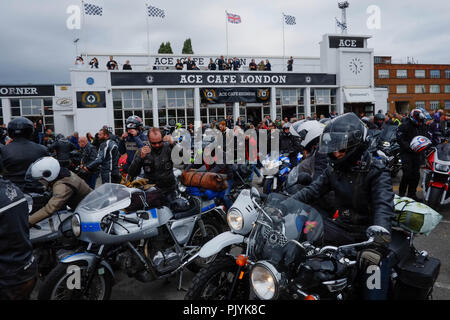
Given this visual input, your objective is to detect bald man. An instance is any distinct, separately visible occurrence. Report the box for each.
[128,128,177,195]
[79,136,98,189]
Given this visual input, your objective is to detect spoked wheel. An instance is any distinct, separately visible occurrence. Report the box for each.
[37,261,112,300]
[187,218,225,273]
[185,256,250,300]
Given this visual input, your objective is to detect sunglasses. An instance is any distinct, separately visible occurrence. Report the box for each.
[150,140,163,146]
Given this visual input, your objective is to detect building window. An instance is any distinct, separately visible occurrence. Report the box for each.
[396,85,407,94]
[446,70,450,79]
[0,99,3,125]
[430,70,440,79]
[430,101,440,110]
[397,69,408,78]
[112,89,153,135]
[445,101,450,109]
[415,70,425,78]
[277,88,305,119]
[415,85,426,94]
[445,85,450,93]
[378,69,389,78]
[430,85,440,94]
[157,89,195,127]
[415,101,425,108]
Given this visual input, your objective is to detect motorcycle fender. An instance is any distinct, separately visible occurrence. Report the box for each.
[198,232,244,259]
[60,252,115,281]
[429,182,447,190]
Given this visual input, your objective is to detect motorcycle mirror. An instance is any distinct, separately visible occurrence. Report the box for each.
[250,187,260,199]
[366,225,390,241]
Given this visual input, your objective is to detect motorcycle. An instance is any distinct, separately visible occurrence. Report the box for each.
[261,152,303,194]
[373,125,402,178]
[185,191,441,300]
[421,141,450,210]
[38,183,227,300]
[184,190,324,300]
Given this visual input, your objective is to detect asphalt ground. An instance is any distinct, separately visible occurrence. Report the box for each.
[30,170,450,300]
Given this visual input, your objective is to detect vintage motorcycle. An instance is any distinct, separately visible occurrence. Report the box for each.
[38,183,227,300]
[261,152,303,194]
[185,190,441,300]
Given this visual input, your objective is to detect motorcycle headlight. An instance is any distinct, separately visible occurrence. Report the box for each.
[435,164,450,172]
[250,261,281,300]
[71,214,81,237]
[227,208,243,231]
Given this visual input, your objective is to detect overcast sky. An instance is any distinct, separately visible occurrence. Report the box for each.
[1,0,449,85]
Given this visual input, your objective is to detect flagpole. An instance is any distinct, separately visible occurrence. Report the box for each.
[225,10,229,60]
[145,3,151,68]
[81,0,86,60]
[282,13,285,71]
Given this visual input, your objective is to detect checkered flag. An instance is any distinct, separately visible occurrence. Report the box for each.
[83,2,103,16]
[147,5,165,18]
[284,14,296,25]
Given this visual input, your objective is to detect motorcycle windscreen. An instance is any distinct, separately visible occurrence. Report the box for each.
[378,125,398,143]
[76,183,132,212]
[436,143,450,161]
[263,193,324,245]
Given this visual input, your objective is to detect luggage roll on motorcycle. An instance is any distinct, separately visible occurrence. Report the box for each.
[38,183,227,300]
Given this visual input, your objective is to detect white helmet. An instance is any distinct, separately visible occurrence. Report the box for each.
[291,120,325,148]
[26,157,61,182]
[410,136,431,153]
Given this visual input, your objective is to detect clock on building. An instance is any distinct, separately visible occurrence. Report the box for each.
[349,57,364,75]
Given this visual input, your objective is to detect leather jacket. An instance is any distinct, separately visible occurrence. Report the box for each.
[292,150,395,232]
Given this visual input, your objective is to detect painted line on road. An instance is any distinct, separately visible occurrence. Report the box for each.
[435,282,450,290]
[440,220,450,224]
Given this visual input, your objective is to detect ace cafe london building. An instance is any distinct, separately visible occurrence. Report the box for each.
[0,34,388,137]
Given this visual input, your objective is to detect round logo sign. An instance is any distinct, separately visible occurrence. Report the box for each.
[86,77,95,85]
[146,75,154,84]
[305,76,312,84]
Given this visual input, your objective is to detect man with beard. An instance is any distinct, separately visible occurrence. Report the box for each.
[84,128,120,184]
[128,128,176,195]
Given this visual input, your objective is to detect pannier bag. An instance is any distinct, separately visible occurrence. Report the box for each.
[393,195,442,235]
[181,171,228,192]
[124,187,165,213]
[394,253,441,300]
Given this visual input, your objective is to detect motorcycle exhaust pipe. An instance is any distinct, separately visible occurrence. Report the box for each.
[172,252,200,275]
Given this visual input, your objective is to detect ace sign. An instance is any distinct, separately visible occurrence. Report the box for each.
[329,36,365,48]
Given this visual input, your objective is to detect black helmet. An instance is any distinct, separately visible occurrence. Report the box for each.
[125,115,143,130]
[170,197,192,212]
[7,117,34,139]
[374,113,385,128]
[56,133,65,141]
[319,113,368,168]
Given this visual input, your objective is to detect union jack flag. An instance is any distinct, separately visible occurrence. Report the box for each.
[83,2,103,16]
[227,12,241,24]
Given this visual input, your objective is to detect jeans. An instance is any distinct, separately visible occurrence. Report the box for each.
[223,179,234,210]
[84,173,98,189]
[38,132,44,145]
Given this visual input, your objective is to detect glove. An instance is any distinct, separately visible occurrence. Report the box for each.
[129,178,149,188]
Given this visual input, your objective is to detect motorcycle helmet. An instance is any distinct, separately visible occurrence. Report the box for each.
[409,109,426,126]
[374,113,385,129]
[170,197,192,212]
[319,113,368,168]
[361,117,371,127]
[410,136,432,153]
[55,133,65,141]
[434,112,441,122]
[25,157,61,182]
[7,116,34,139]
[292,120,325,151]
[125,115,143,130]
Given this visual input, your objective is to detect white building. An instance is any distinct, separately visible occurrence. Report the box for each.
[0,33,388,137]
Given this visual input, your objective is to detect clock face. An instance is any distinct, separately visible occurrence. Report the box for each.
[348,57,364,75]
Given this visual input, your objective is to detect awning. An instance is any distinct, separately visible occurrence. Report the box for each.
[343,88,376,103]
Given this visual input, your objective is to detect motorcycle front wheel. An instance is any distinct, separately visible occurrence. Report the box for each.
[37,261,113,300]
[186,217,225,273]
[185,256,250,300]
[427,186,443,211]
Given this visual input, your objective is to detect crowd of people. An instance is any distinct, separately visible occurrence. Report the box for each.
[75,55,295,72]
[1,107,448,300]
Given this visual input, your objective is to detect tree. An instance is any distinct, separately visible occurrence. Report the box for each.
[182,38,194,54]
[164,42,173,54]
[158,42,173,54]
